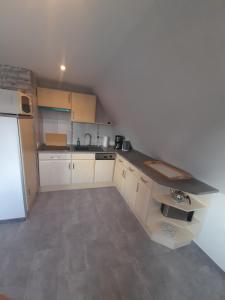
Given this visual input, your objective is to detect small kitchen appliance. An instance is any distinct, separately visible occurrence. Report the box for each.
[114,135,124,149]
[102,136,109,148]
[122,140,131,152]
[161,204,194,222]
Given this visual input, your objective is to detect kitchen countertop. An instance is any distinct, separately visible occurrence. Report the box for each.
[116,150,218,195]
[38,144,115,153]
[38,144,218,195]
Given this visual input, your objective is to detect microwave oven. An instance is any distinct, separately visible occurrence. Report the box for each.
[0,88,32,116]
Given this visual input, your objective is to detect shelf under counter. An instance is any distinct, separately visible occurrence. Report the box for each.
[153,193,206,212]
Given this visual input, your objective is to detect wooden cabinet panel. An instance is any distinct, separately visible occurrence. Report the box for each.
[37,87,71,109]
[123,169,138,209]
[113,158,125,194]
[39,160,71,186]
[71,93,96,123]
[95,160,115,182]
[19,118,38,210]
[71,160,95,184]
[134,180,152,224]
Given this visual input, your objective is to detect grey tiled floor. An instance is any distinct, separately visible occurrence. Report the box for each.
[0,187,224,300]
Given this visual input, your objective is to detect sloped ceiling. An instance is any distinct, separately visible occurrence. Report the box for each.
[0,0,225,191]
[0,0,153,85]
[95,0,225,192]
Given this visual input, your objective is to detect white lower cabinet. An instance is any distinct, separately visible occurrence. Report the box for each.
[134,178,152,223]
[114,156,153,226]
[95,160,115,182]
[71,160,95,184]
[123,168,138,209]
[39,160,71,187]
[113,158,126,194]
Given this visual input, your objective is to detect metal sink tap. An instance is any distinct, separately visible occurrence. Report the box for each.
[84,132,92,145]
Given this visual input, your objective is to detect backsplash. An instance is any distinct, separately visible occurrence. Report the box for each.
[40,109,115,146]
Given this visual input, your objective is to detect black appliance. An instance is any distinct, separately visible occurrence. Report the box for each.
[115,135,124,149]
[161,204,194,222]
[95,153,116,160]
[122,140,132,152]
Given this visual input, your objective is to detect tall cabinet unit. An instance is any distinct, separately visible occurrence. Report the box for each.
[19,118,38,210]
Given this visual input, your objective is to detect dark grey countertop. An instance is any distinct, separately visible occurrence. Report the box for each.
[116,150,218,195]
[38,144,218,195]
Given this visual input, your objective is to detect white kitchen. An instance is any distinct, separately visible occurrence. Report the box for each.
[0,1,225,300]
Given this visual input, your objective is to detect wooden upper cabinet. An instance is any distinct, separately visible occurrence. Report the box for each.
[37,87,71,109]
[71,92,96,123]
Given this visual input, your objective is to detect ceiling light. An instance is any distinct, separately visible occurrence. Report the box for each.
[60,65,66,71]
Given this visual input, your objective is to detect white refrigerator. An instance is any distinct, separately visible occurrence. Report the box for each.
[0,115,27,220]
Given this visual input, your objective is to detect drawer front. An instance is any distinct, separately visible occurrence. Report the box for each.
[72,153,95,160]
[39,152,71,161]
[138,171,153,189]
[125,162,139,178]
[116,155,138,178]
[116,154,125,164]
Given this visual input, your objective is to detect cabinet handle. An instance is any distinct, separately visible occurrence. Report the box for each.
[122,170,124,177]
[73,163,75,169]
[69,163,71,169]
[136,183,139,193]
[140,177,148,184]
[129,167,134,172]
[124,170,126,178]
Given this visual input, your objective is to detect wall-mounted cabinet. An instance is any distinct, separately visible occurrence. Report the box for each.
[37,87,71,110]
[71,92,96,123]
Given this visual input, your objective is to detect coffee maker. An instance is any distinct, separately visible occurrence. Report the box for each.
[114,135,124,149]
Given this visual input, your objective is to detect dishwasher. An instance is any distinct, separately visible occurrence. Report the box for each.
[95,153,116,182]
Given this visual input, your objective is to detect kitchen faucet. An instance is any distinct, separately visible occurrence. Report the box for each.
[84,133,92,145]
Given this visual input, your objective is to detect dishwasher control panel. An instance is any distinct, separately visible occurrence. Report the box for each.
[95,153,116,160]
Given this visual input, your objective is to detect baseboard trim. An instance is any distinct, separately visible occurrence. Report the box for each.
[40,182,115,192]
[0,217,26,224]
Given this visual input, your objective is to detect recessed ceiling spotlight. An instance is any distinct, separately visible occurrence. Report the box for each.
[60,64,66,71]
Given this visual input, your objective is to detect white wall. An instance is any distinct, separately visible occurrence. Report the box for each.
[95,0,225,270]
[196,193,225,271]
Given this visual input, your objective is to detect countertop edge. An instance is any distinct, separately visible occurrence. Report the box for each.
[37,146,218,195]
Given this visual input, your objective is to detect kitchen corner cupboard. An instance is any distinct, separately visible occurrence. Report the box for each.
[37,87,71,109]
[71,92,96,123]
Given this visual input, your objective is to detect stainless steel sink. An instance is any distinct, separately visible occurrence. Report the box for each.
[73,145,103,152]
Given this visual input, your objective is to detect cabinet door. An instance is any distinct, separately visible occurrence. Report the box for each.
[39,160,71,186]
[134,179,152,224]
[37,87,71,109]
[72,160,95,184]
[19,118,38,210]
[113,158,125,193]
[123,169,138,209]
[71,93,96,123]
[95,160,115,182]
